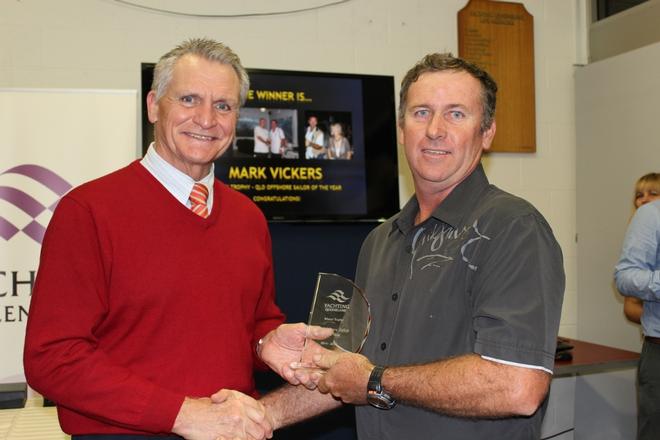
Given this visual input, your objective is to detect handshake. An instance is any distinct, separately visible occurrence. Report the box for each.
[173,323,369,440]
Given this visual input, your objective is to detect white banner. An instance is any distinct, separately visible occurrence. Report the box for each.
[0,89,138,383]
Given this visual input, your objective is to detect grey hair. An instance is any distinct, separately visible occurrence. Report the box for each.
[398,53,497,133]
[151,37,250,106]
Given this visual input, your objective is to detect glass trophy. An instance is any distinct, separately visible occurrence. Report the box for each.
[304,272,371,355]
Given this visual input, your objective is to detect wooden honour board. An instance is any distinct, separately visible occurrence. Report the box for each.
[458,0,536,153]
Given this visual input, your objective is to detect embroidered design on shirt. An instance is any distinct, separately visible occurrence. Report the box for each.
[460,220,491,271]
[409,220,491,278]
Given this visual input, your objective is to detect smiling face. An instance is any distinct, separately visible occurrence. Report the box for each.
[399,70,496,199]
[146,54,240,180]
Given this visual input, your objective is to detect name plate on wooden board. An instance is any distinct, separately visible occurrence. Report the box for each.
[458,0,536,153]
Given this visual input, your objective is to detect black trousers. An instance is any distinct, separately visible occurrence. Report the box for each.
[638,339,660,440]
[72,436,183,440]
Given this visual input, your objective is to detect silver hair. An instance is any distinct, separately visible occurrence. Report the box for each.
[151,37,250,106]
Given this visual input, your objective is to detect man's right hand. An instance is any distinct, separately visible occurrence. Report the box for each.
[172,391,272,440]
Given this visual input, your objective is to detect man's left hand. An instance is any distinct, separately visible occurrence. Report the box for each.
[312,351,373,405]
[258,323,334,388]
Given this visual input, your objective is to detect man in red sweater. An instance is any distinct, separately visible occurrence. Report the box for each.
[23,38,321,440]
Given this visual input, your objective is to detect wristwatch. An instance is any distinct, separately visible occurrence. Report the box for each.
[366,365,396,409]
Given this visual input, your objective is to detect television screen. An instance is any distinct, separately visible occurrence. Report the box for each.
[141,65,399,222]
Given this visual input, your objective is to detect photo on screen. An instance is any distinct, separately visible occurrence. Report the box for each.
[233,108,298,159]
[301,111,353,161]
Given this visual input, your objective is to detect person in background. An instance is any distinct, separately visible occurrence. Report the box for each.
[623,173,660,324]
[256,53,565,440]
[23,37,328,440]
[304,115,325,159]
[269,119,287,158]
[615,175,660,440]
[327,122,352,160]
[253,117,270,158]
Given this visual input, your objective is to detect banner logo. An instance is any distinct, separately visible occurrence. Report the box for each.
[0,165,72,244]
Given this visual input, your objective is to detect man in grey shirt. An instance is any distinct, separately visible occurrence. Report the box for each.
[257,53,565,440]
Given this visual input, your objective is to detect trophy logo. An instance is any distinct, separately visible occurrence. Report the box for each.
[327,290,349,303]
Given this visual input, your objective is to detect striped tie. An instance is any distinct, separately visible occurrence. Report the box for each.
[189,183,209,218]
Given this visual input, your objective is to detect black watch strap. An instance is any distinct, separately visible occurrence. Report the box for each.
[368,365,387,392]
[367,365,396,409]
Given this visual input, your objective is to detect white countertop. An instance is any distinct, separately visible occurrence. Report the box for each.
[0,400,68,440]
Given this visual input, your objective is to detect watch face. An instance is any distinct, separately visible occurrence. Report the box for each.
[367,391,396,410]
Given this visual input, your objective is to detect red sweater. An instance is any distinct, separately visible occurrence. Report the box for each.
[24,161,284,435]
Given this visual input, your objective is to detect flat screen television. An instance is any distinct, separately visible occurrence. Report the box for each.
[141,64,399,222]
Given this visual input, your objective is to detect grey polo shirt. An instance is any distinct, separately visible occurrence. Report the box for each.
[355,164,565,440]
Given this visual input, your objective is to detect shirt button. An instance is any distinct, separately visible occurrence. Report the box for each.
[392,292,399,301]
[405,245,413,254]
[380,342,387,350]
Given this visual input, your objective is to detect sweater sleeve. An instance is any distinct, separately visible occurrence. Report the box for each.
[251,224,286,371]
[23,195,184,434]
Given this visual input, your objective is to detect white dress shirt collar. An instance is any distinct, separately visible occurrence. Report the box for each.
[140,143,215,212]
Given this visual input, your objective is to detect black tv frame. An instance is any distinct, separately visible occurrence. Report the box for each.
[141,64,399,223]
